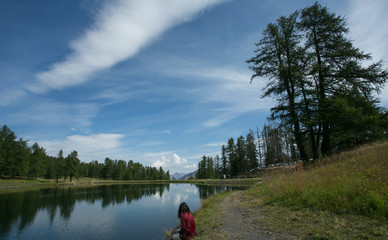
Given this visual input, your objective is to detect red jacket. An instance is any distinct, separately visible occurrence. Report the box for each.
[179,212,197,240]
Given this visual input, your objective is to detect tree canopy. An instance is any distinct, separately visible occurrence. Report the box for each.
[247,2,388,163]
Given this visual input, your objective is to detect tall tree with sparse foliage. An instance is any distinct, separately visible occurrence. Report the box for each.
[300,2,387,156]
[247,11,309,162]
[248,2,387,163]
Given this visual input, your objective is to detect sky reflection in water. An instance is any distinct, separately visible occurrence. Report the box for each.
[0,184,239,240]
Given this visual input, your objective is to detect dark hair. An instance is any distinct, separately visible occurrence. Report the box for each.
[178,202,191,218]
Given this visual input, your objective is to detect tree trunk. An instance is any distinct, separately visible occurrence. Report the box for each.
[321,124,332,156]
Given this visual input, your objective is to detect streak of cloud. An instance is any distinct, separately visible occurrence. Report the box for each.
[29,0,228,93]
[347,0,388,105]
[40,133,125,161]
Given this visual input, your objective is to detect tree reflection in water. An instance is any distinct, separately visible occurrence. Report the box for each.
[0,183,243,239]
[0,184,169,237]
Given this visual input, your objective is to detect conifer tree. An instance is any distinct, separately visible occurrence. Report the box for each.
[246,130,258,170]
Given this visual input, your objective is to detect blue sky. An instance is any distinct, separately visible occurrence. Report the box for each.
[1,0,387,174]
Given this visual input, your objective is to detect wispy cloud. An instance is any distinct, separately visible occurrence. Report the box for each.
[348,0,388,62]
[0,88,26,106]
[28,0,228,93]
[138,141,165,147]
[204,142,225,147]
[170,65,273,127]
[8,101,99,128]
[40,133,125,161]
[347,0,388,105]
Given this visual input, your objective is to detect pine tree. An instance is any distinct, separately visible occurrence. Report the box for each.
[226,138,238,176]
[248,3,388,162]
[221,145,228,178]
[0,125,17,177]
[247,11,309,162]
[246,130,258,170]
[28,143,45,179]
[65,150,80,182]
[300,2,387,156]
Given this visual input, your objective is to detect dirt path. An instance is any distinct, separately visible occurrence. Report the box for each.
[219,191,295,240]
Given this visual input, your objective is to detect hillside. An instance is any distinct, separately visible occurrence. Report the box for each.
[258,141,388,218]
[194,141,388,239]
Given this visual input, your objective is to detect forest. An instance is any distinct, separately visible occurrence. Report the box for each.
[0,124,170,181]
[196,124,297,179]
[197,2,388,179]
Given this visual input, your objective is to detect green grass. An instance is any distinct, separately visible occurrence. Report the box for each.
[258,141,388,218]
[193,191,232,240]
[192,141,388,239]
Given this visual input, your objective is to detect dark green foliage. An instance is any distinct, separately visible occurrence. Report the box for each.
[247,2,388,162]
[65,150,80,182]
[0,124,170,181]
[227,138,238,176]
[196,155,221,179]
[220,145,228,178]
[0,125,18,177]
[246,130,258,170]
[28,143,45,179]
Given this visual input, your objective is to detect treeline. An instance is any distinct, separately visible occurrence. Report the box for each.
[197,124,296,179]
[0,124,170,181]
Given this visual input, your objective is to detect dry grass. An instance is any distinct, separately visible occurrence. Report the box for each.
[252,203,388,239]
[259,141,388,218]
[180,142,388,239]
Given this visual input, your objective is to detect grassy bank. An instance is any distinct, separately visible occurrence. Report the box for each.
[194,141,388,239]
[193,191,232,240]
[259,141,388,218]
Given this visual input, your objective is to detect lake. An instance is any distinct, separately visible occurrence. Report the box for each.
[0,184,241,240]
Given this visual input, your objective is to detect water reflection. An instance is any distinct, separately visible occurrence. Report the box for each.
[0,184,243,240]
[196,184,238,199]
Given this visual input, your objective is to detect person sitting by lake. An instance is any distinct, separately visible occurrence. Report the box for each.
[168,202,197,240]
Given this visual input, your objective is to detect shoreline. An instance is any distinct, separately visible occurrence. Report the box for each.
[0,178,259,194]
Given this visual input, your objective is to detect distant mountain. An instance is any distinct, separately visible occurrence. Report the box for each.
[179,170,197,180]
[171,172,186,180]
[171,171,197,180]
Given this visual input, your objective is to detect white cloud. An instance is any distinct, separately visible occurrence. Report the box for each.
[40,133,124,162]
[347,0,388,105]
[151,159,165,168]
[144,151,192,172]
[173,153,188,164]
[29,0,228,93]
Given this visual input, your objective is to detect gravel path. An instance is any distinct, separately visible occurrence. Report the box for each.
[220,191,295,240]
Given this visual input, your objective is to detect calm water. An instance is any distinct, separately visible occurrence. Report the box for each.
[0,184,241,240]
